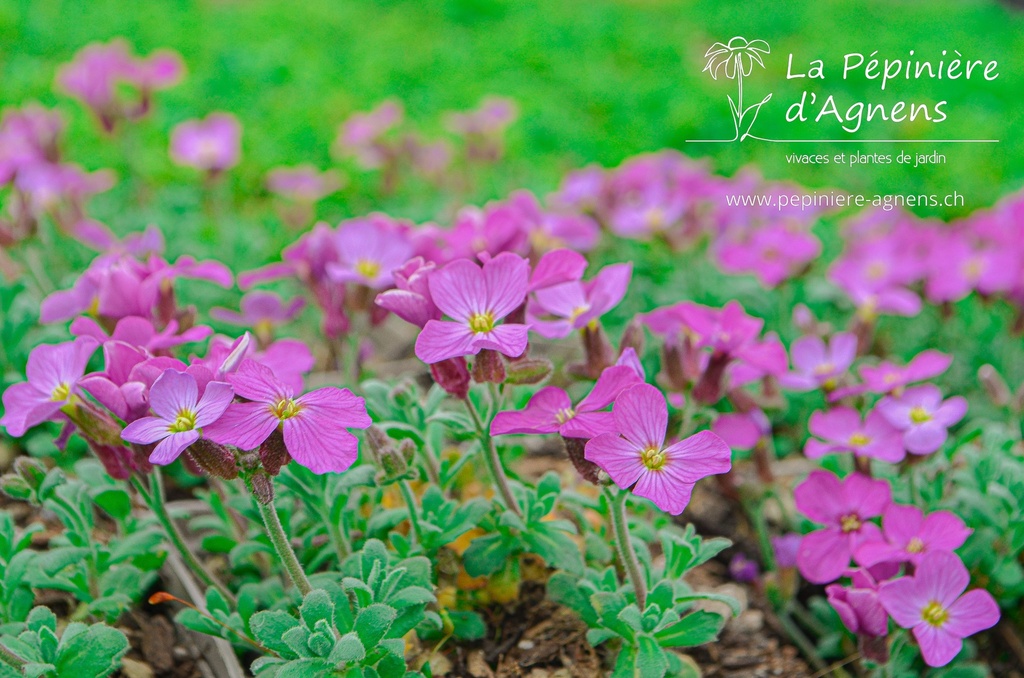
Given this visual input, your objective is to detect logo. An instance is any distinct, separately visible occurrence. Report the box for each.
[701,37,772,142]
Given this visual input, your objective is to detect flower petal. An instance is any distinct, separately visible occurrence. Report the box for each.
[283,415,360,474]
[122,416,172,445]
[415,320,478,364]
[943,589,1000,638]
[612,384,667,449]
[203,401,279,451]
[149,430,199,465]
[585,433,644,489]
[194,381,235,427]
[661,430,731,484]
[633,471,694,515]
[491,387,568,436]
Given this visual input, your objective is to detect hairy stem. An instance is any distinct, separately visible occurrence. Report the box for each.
[464,397,522,517]
[605,487,647,610]
[398,480,425,546]
[255,495,313,596]
[132,470,236,606]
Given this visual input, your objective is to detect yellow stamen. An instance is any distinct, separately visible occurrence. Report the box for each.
[906,537,925,554]
[813,362,835,376]
[168,409,197,433]
[271,398,302,420]
[646,207,665,229]
[848,433,871,447]
[468,311,495,334]
[921,601,948,627]
[640,446,667,471]
[569,305,590,322]
[840,513,862,533]
[554,408,575,424]
[909,406,931,424]
[355,259,381,281]
[866,262,887,280]
[50,383,71,402]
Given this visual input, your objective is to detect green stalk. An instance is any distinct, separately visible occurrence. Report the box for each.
[256,496,313,596]
[464,397,522,517]
[604,487,647,610]
[132,470,236,606]
[398,480,425,546]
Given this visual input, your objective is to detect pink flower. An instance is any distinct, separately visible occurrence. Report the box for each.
[199,335,314,394]
[856,504,972,568]
[204,360,370,474]
[584,384,731,514]
[491,364,642,439]
[772,533,802,569]
[375,257,440,328]
[335,99,402,168]
[211,291,305,329]
[326,217,414,289]
[527,263,631,339]
[879,551,999,667]
[826,566,891,638]
[805,407,905,463]
[712,410,769,451]
[121,369,234,465]
[1,337,99,437]
[781,332,857,392]
[925,232,1018,303]
[876,385,967,455]
[414,253,530,364]
[71,316,211,353]
[859,350,952,396]
[170,113,241,172]
[795,471,891,584]
[715,223,821,287]
[266,165,342,203]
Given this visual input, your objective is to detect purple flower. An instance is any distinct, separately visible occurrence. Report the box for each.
[715,223,821,287]
[211,291,305,329]
[877,385,967,455]
[711,410,769,451]
[71,315,211,353]
[859,350,952,396]
[729,553,760,583]
[527,249,587,293]
[414,253,530,364]
[170,113,241,173]
[771,533,802,570]
[584,384,731,514]
[375,257,440,328]
[879,551,999,667]
[795,471,891,584]
[326,217,414,289]
[1,338,99,437]
[781,332,857,392]
[266,165,342,203]
[199,335,314,394]
[335,99,403,168]
[856,504,972,568]
[528,263,631,339]
[204,360,371,474]
[491,364,642,439]
[805,407,905,463]
[826,567,892,638]
[121,369,234,465]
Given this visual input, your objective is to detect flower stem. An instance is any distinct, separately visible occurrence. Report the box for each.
[464,397,522,517]
[398,480,425,546]
[132,470,236,606]
[604,486,646,610]
[256,495,313,596]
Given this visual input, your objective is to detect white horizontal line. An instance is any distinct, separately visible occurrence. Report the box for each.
[686,138,999,143]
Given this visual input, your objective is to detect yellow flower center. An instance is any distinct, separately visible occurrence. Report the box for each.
[554,407,576,424]
[50,382,71,402]
[840,513,862,533]
[646,207,665,229]
[468,311,495,334]
[866,262,887,280]
[921,601,948,627]
[168,409,197,433]
[271,398,302,420]
[906,537,925,553]
[813,362,835,376]
[909,406,931,424]
[848,433,871,447]
[641,446,667,471]
[355,259,381,281]
[569,305,590,322]
[963,258,983,280]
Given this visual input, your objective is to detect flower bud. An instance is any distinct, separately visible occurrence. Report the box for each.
[249,472,275,505]
[389,380,419,409]
[258,429,291,476]
[64,402,123,447]
[619,319,645,357]
[398,439,417,465]
[505,357,552,385]
[365,425,408,482]
[579,325,614,379]
[978,364,1011,408]
[472,349,506,384]
[188,439,240,480]
[430,357,470,399]
[13,457,47,491]
[87,439,134,480]
[562,436,601,484]
[692,353,731,405]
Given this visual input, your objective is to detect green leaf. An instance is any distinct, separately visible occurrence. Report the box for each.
[53,623,129,678]
[275,658,334,678]
[522,524,583,575]
[354,603,397,648]
[300,590,335,629]
[92,489,132,520]
[251,610,302,656]
[547,573,598,625]
[653,611,724,648]
[328,631,366,666]
[447,611,486,641]
[26,607,57,635]
[463,533,517,577]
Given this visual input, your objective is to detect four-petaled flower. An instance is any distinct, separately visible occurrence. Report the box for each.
[877,384,967,455]
[121,369,234,464]
[805,406,905,463]
[204,359,371,474]
[856,504,971,568]
[584,383,732,514]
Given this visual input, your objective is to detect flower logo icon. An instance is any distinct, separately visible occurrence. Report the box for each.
[702,37,773,141]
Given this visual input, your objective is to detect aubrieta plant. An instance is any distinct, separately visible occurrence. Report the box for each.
[1,38,1023,678]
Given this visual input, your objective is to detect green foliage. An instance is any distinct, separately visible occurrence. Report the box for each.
[0,606,129,678]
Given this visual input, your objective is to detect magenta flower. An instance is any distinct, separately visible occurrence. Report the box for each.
[121,369,234,465]
[859,350,952,396]
[711,410,769,451]
[335,99,403,168]
[170,113,241,173]
[326,217,413,289]
[877,385,967,455]
[211,291,305,329]
[71,315,211,353]
[826,566,893,638]
[715,223,821,287]
[771,533,802,569]
[805,407,905,463]
[879,551,999,667]
[781,332,857,392]
[414,253,530,364]
[266,165,342,203]
[584,384,731,514]
[1,337,99,437]
[527,249,587,293]
[199,335,314,394]
[375,257,440,328]
[78,341,153,422]
[204,360,370,474]
[528,263,631,339]
[925,233,1017,303]
[856,504,972,568]
[491,364,642,439]
[795,471,891,584]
